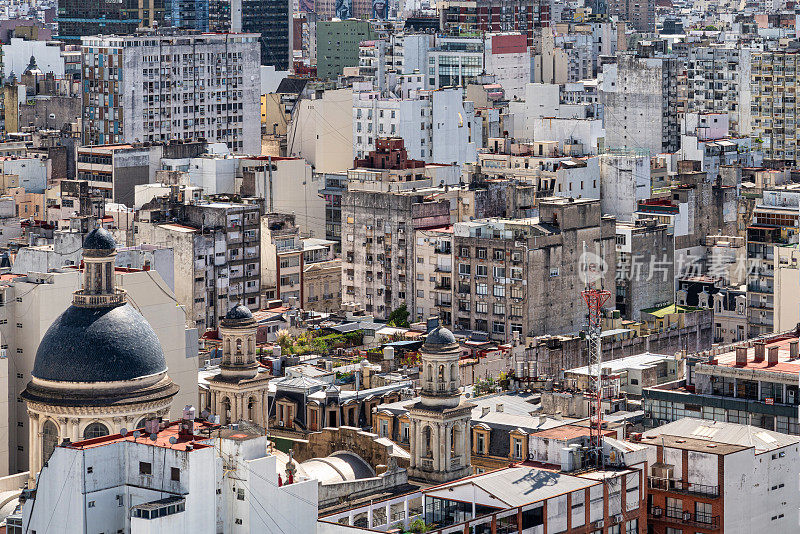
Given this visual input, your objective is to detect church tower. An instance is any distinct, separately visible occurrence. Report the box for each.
[206,305,271,426]
[407,325,473,482]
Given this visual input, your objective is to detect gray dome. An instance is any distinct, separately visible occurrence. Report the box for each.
[225,304,253,321]
[83,227,116,252]
[32,303,167,383]
[425,326,456,346]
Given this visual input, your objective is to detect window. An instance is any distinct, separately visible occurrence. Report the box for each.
[493,285,505,297]
[171,467,180,481]
[476,265,487,277]
[237,488,245,501]
[401,422,409,442]
[476,432,485,453]
[513,438,523,459]
[608,526,620,534]
[493,249,504,261]
[140,462,152,475]
[458,264,470,275]
[493,303,505,315]
[511,286,523,299]
[492,322,505,334]
[88,501,95,508]
[476,283,488,296]
[493,266,506,278]
[476,302,488,314]
[476,248,487,259]
[695,502,712,524]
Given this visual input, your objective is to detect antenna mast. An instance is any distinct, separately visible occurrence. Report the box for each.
[581,242,610,468]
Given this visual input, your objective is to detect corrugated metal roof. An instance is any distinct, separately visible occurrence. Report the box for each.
[642,417,800,453]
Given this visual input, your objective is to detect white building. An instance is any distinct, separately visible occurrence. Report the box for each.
[353,88,478,165]
[81,34,261,154]
[287,88,354,174]
[17,417,318,534]
[1,38,65,79]
[599,152,651,221]
[483,33,530,101]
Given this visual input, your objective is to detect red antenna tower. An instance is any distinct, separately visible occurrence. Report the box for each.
[581,242,610,467]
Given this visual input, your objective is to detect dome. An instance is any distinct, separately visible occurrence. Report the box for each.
[83,227,116,252]
[225,304,253,321]
[32,303,167,383]
[424,326,456,346]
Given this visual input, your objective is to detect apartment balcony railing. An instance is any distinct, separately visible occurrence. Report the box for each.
[649,506,720,530]
[648,477,719,498]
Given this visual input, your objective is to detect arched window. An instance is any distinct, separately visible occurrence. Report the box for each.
[450,363,457,381]
[83,422,109,440]
[423,426,432,457]
[427,364,433,382]
[42,420,58,464]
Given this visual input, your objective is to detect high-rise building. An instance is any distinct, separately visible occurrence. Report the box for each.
[81,33,261,154]
[316,20,375,80]
[750,50,800,165]
[438,0,554,48]
[606,0,654,32]
[56,0,165,41]
[208,0,292,70]
[603,53,680,156]
[687,46,752,136]
[165,0,210,30]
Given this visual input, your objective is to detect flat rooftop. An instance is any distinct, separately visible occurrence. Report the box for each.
[65,419,218,452]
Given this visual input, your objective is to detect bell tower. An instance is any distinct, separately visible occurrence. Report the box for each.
[407,324,473,482]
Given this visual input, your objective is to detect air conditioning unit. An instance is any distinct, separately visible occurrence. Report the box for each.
[593,520,604,528]
[683,512,691,521]
[278,420,284,427]
[651,507,662,517]
[613,514,623,523]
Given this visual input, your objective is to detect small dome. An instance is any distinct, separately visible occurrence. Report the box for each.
[425,326,456,346]
[32,303,167,383]
[83,227,116,252]
[225,304,254,321]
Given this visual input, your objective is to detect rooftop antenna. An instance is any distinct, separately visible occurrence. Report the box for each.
[580,241,610,469]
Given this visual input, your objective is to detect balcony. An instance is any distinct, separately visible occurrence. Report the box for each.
[648,477,719,498]
[649,506,720,530]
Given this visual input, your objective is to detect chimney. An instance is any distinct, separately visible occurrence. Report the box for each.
[735,346,748,366]
[754,341,766,363]
[790,340,799,360]
[481,406,490,417]
[767,346,779,366]
[496,403,504,413]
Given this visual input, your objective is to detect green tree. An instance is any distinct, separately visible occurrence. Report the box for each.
[387,304,411,328]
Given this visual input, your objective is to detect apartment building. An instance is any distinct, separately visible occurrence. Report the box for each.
[687,46,752,136]
[76,141,207,204]
[603,53,680,155]
[438,0,555,48]
[643,335,800,435]
[340,188,450,320]
[208,0,292,70]
[81,33,261,154]
[615,219,674,321]
[639,417,799,534]
[135,195,261,330]
[451,197,616,341]
[750,50,800,165]
[352,86,478,165]
[606,0,654,32]
[316,20,376,80]
[745,202,798,337]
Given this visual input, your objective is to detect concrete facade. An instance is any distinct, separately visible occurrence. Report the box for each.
[81,34,261,155]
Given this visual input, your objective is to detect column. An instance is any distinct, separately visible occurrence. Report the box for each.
[433,423,441,472]
[409,419,416,467]
[463,423,471,467]
[71,419,80,442]
[384,503,391,526]
[58,418,68,442]
[367,504,373,528]
[444,422,452,472]
[28,412,39,475]
[403,499,409,525]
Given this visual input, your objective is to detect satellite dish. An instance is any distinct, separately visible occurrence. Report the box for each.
[169,436,178,445]
[465,393,471,398]
[120,428,128,437]
[149,433,158,442]
[132,431,141,439]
